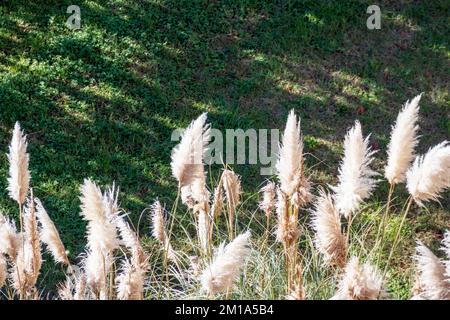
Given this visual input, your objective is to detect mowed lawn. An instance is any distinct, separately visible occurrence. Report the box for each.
[0,0,449,295]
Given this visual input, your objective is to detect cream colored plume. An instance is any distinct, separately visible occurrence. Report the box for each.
[74,272,87,300]
[151,200,176,262]
[151,200,166,244]
[0,213,21,259]
[211,184,224,220]
[385,94,421,184]
[58,276,75,300]
[311,188,346,268]
[276,110,311,207]
[412,241,449,300]
[180,185,195,209]
[222,169,241,234]
[406,141,450,206]
[171,113,210,189]
[35,198,69,265]
[79,179,119,253]
[259,181,276,217]
[332,256,385,300]
[333,121,378,218]
[115,259,145,300]
[7,122,30,205]
[58,269,87,300]
[12,196,42,293]
[275,188,300,244]
[222,169,241,211]
[83,246,109,299]
[200,230,251,295]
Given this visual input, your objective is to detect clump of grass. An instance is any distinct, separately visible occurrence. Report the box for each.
[0,94,449,300]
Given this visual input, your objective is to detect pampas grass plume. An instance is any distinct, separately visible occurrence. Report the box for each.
[259,181,276,217]
[115,259,145,300]
[412,241,449,300]
[0,213,21,259]
[35,198,69,265]
[80,179,119,253]
[276,110,311,207]
[406,141,450,206]
[311,188,346,268]
[7,122,30,205]
[333,121,377,218]
[171,113,210,188]
[332,256,385,300]
[385,94,421,184]
[200,231,251,296]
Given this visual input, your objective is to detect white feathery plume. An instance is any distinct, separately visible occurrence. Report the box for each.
[7,122,30,205]
[115,259,145,300]
[23,195,41,290]
[311,188,347,268]
[171,113,210,189]
[385,94,421,184]
[259,181,276,218]
[222,169,241,211]
[150,200,175,262]
[12,196,42,294]
[58,267,87,300]
[200,231,251,295]
[412,241,449,300]
[180,185,195,209]
[35,198,69,265]
[276,110,311,207]
[151,200,166,244]
[58,276,75,300]
[79,179,119,254]
[73,272,87,300]
[333,121,378,218]
[83,246,109,299]
[0,213,21,259]
[406,141,450,206]
[332,256,385,300]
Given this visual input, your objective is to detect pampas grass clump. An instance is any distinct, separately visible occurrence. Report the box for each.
[0,93,448,300]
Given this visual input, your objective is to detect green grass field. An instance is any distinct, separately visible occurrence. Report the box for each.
[0,0,449,298]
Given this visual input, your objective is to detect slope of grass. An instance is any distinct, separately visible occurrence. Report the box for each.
[0,0,448,297]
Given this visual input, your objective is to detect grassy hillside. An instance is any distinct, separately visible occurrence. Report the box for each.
[0,0,448,297]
